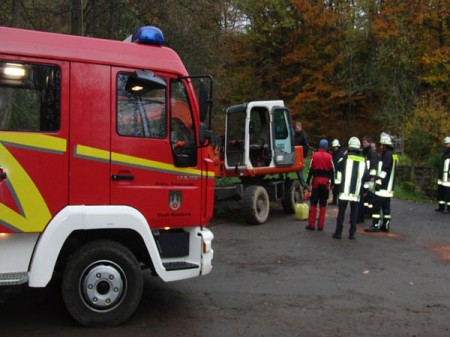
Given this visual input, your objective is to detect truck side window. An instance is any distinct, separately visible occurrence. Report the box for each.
[116,73,166,138]
[170,80,197,167]
[0,61,60,132]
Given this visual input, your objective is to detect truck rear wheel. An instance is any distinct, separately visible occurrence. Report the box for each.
[62,240,143,327]
[282,179,304,214]
[241,185,270,225]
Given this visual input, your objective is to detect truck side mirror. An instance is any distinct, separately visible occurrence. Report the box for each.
[199,80,208,123]
[199,123,213,144]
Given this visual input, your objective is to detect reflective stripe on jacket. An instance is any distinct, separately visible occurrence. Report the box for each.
[437,149,450,187]
[375,149,398,198]
[338,151,369,202]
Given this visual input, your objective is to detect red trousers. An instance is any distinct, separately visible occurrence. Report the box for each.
[307,184,329,230]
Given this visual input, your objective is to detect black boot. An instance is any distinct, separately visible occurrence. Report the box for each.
[364,219,380,232]
[435,204,445,212]
[381,219,390,232]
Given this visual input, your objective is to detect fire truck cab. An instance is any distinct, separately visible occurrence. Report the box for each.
[0,26,214,326]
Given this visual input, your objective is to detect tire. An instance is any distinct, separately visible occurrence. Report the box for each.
[62,240,143,327]
[282,179,304,214]
[241,185,270,225]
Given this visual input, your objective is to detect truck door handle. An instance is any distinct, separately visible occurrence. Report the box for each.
[112,174,134,181]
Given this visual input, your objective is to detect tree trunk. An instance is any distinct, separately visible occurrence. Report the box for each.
[71,0,82,35]
[11,0,22,26]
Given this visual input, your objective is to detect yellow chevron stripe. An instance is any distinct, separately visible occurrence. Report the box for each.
[0,132,66,153]
[0,133,214,232]
[111,151,201,176]
[76,144,214,177]
[205,170,215,178]
[0,142,51,232]
[75,144,110,161]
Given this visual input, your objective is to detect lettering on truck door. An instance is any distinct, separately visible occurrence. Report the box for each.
[111,69,201,229]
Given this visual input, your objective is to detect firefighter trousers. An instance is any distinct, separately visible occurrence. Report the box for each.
[372,195,391,228]
[335,200,359,237]
[437,185,450,210]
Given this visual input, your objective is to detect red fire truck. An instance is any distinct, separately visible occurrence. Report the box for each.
[0,26,214,326]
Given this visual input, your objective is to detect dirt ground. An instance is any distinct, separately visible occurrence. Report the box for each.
[1,198,449,337]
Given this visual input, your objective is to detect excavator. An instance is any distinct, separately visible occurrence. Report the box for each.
[209,100,305,224]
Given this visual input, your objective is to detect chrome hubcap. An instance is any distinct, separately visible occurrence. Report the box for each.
[81,262,125,311]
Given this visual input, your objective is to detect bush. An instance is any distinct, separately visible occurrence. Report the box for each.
[403,94,449,166]
[397,154,411,166]
[404,126,434,165]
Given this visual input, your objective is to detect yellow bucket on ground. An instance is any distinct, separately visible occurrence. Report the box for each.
[295,203,309,221]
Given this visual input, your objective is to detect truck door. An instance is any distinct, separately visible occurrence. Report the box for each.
[111,69,202,229]
[0,59,69,233]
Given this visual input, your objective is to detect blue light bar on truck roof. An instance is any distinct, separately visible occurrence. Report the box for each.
[131,26,164,46]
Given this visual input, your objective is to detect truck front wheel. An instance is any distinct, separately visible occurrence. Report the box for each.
[62,240,143,327]
[242,185,270,225]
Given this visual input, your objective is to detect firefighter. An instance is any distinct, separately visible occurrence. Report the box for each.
[436,136,450,213]
[365,132,398,232]
[306,139,334,231]
[332,137,369,239]
[357,135,378,222]
[293,121,309,186]
[330,138,344,205]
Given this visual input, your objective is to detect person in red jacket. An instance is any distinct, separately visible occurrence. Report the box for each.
[306,139,335,231]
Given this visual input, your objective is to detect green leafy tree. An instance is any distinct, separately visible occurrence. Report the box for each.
[367,0,449,134]
[282,1,352,140]
[0,0,447,151]
[404,94,450,166]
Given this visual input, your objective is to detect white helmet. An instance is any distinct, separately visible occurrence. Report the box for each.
[348,137,361,149]
[444,136,450,144]
[332,139,340,147]
[380,132,392,146]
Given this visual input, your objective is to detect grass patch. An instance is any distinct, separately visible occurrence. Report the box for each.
[395,183,431,203]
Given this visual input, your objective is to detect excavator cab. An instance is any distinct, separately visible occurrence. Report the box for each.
[213,100,304,224]
[225,100,296,172]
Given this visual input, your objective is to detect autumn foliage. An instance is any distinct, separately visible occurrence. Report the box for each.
[0,0,448,154]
